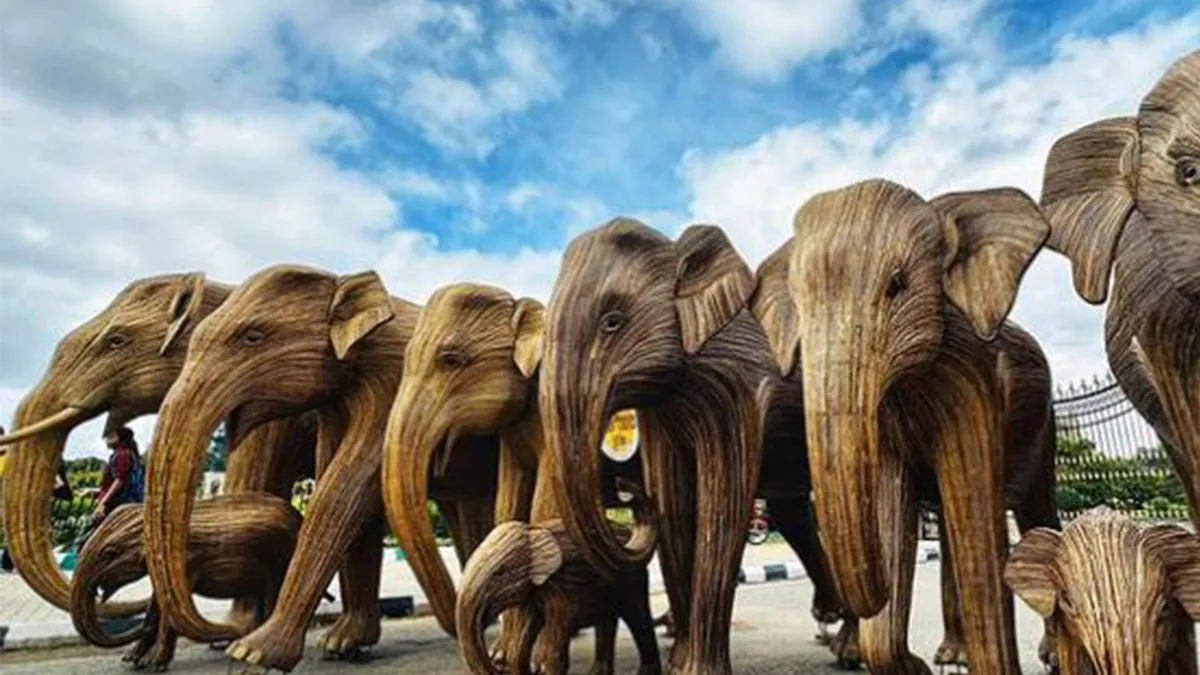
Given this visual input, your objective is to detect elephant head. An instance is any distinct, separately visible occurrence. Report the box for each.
[1041,50,1200,304]
[778,179,1048,615]
[1005,508,1200,674]
[143,265,403,641]
[0,273,227,612]
[539,218,753,575]
[382,283,543,635]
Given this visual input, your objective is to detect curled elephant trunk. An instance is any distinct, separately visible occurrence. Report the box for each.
[800,335,890,618]
[70,506,150,648]
[382,408,461,636]
[2,396,146,617]
[455,522,561,675]
[539,368,656,577]
[142,376,239,642]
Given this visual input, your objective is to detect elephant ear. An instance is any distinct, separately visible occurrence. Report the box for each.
[1040,116,1139,305]
[329,271,395,361]
[527,527,563,587]
[1143,524,1200,620]
[1004,527,1062,618]
[160,272,207,356]
[749,239,800,377]
[511,297,544,379]
[674,224,755,355]
[931,187,1050,340]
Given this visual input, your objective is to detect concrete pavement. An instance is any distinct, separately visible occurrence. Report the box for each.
[1,561,1085,674]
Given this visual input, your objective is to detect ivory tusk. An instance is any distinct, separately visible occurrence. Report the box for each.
[0,407,87,445]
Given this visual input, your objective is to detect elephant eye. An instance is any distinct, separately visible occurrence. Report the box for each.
[885,270,908,299]
[438,349,470,368]
[237,328,266,347]
[598,311,627,334]
[104,333,130,350]
[1177,158,1199,187]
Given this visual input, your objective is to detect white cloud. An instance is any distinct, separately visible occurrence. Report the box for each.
[506,183,544,211]
[0,1,568,456]
[679,13,1200,386]
[675,0,864,79]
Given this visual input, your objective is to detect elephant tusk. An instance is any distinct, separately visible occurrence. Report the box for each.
[0,407,87,445]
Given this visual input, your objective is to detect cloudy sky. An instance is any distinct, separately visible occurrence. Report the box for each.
[2,0,1197,457]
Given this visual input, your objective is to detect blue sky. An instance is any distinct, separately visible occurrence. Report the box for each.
[1,0,1198,455]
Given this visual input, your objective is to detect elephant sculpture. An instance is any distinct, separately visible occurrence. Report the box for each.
[757,237,1061,668]
[381,283,538,640]
[540,219,785,675]
[1005,507,1200,674]
[456,479,661,675]
[1039,49,1200,529]
[0,273,314,630]
[380,282,642,649]
[773,179,1059,674]
[140,264,428,671]
[70,494,300,671]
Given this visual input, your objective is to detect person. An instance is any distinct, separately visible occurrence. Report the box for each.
[94,427,143,526]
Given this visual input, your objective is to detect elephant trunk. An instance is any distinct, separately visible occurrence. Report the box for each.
[142,373,239,642]
[2,394,145,616]
[382,408,459,636]
[455,522,560,675]
[800,331,890,618]
[70,507,149,647]
[539,368,655,577]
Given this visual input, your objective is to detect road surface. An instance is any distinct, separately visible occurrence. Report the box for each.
[1,561,1072,674]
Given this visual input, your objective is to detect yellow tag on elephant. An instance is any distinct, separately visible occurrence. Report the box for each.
[601,409,639,463]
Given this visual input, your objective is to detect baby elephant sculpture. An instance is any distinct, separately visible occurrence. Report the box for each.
[70,494,301,671]
[456,480,661,675]
[1006,508,1200,675]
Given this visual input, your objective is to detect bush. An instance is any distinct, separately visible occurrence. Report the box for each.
[1055,435,1189,519]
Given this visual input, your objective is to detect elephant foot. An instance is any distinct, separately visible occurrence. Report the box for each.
[932,636,967,667]
[635,664,663,675]
[123,636,155,669]
[830,621,860,669]
[226,620,305,673]
[132,640,176,672]
[317,612,381,661]
[586,660,614,675]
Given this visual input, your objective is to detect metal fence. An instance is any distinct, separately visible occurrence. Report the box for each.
[1053,373,1190,522]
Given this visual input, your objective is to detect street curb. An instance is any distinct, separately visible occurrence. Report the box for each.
[736,541,939,585]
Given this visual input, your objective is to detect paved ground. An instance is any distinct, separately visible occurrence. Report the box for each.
[3,561,1061,674]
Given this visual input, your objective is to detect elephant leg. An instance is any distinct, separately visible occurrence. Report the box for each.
[934,402,1020,675]
[319,516,384,659]
[588,611,618,675]
[765,496,843,631]
[225,417,381,672]
[933,513,967,667]
[124,599,160,666]
[619,571,663,675]
[143,605,179,672]
[829,617,860,669]
[222,418,306,635]
[447,498,497,568]
[856,456,929,675]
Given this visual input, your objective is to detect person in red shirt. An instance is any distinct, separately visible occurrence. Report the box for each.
[94,427,142,524]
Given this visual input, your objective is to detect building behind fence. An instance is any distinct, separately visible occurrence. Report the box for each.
[1053,373,1189,522]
